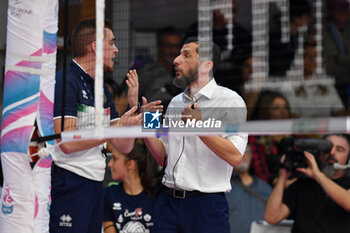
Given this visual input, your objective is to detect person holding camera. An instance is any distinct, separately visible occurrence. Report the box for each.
[264,134,350,233]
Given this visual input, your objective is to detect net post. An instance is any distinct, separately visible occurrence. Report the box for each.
[95,0,105,138]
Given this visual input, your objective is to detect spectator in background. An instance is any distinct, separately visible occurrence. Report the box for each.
[226,146,272,233]
[103,143,157,233]
[323,0,350,108]
[103,77,158,188]
[235,54,253,98]
[265,134,350,232]
[269,0,312,77]
[137,26,183,111]
[250,91,291,121]
[185,0,252,91]
[105,75,129,116]
[236,54,265,120]
[249,91,295,186]
[284,41,346,118]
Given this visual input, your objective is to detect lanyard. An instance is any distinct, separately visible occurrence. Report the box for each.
[79,75,95,105]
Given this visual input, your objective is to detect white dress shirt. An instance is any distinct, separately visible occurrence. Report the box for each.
[160,79,248,193]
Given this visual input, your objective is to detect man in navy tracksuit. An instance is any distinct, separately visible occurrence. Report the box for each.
[50,19,140,233]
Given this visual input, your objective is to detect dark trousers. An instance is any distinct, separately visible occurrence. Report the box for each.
[153,191,230,233]
[49,165,103,233]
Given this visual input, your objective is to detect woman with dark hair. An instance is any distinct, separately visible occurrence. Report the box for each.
[103,143,157,233]
[253,91,291,120]
[248,91,295,186]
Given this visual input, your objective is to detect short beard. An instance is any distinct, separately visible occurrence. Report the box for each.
[173,72,198,89]
[323,164,337,178]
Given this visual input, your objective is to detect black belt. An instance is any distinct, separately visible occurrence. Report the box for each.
[162,186,222,199]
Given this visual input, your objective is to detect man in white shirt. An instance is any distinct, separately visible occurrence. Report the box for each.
[144,37,248,233]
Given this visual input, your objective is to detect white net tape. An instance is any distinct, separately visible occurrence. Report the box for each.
[32,116,348,157]
[56,117,350,144]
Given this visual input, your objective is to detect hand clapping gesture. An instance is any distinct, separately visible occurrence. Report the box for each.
[126,69,163,112]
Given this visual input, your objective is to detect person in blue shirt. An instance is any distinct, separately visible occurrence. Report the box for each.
[226,145,272,233]
[51,19,160,233]
[103,143,157,233]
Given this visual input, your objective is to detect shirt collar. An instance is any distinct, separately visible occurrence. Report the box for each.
[182,78,217,102]
[72,59,94,83]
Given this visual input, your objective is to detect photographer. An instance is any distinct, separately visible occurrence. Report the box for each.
[264,134,350,233]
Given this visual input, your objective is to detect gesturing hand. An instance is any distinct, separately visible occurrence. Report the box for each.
[118,106,142,126]
[181,103,201,123]
[140,96,163,113]
[126,69,139,108]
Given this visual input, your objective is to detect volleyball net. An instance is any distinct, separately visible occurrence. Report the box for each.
[4,0,350,232]
[37,0,350,151]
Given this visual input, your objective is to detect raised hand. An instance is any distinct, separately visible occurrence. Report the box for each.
[126,69,139,108]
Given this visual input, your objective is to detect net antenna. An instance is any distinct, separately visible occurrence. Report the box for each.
[246,0,334,91]
[95,0,105,138]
